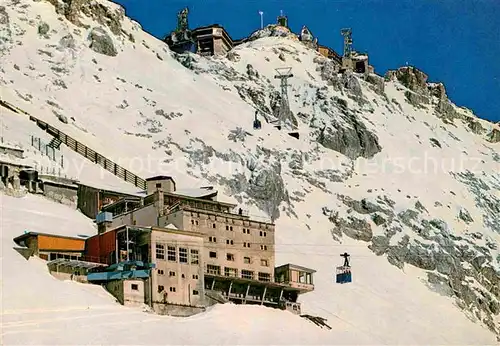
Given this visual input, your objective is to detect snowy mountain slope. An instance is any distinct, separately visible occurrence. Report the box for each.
[0,0,499,342]
[0,194,495,345]
[0,194,341,346]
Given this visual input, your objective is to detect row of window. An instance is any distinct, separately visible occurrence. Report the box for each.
[189,212,271,230]
[208,237,268,250]
[190,220,269,236]
[156,244,199,264]
[158,270,199,280]
[157,285,199,296]
[209,251,269,266]
[206,265,271,282]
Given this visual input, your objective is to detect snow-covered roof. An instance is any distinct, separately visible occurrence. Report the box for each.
[13,231,89,244]
[0,143,23,152]
[0,155,31,168]
[175,187,217,199]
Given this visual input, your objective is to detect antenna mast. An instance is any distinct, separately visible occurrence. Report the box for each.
[341,28,353,58]
[258,11,264,29]
[273,67,293,130]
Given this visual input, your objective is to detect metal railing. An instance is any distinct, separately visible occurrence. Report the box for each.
[1,98,147,190]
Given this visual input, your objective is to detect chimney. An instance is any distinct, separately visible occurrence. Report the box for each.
[156,189,164,217]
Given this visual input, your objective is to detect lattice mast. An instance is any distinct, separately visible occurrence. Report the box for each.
[273,67,293,129]
[341,28,353,58]
[176,7,189,32]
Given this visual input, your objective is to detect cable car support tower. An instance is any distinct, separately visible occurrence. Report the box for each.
[273,67,299,138]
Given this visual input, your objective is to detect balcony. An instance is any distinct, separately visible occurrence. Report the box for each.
[274,263,316,293]
[283,281,314,292]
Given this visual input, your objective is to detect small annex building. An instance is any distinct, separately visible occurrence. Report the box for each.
[13,231,88,261]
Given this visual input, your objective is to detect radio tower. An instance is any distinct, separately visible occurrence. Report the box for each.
[273,67,293,130]
[341,28,353,58]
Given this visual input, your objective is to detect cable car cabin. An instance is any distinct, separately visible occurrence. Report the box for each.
[336,266,352,284]
[253,111,262,129]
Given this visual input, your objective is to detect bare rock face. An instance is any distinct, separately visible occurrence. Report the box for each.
[488,128,500,143]
[467,119,486,135]
[59,33,76,50]
[315,57,341,90]
[342,70,363,98]
[38,22,50,36]
[246,159,289,222]
[405,90,429,106]
[226,51,240,62]
[0,6,11,55]
[0,6,9,25]
[314,109,382,160]
[46,0,124,35]
[385,66,429,95]
[88,27,117,56]
[364,73,385,95]
[324,210,373,242]
[428,82,447,100]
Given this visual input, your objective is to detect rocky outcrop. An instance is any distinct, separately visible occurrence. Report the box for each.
[248,25,297,42]
[428,82,447,100]
[38,22,50,36]
[342,70,363,98]
[315,57,341,90]
[458,208,474,224]
[0,6,8,25]
[246,159,288,222]
[46,0,124,35]
[326,186,500,335]
[317,121,382,160]
[435,98,463,123]
[324,209,373,242]
[467,119,486,135]
[59,34,76,50]
[386,66,429,94]
[314,111,382,160]
[488,128,500,143]
[337,195,394,217]
[405,90,429,106]
[0,6,12,56]
[364,73,385,95]
[88,27,117,56]
[226,51,240,62]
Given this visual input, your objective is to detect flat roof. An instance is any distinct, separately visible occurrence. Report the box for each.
[145,175,175,182]
[175,187,217,199]
[193,24,234,43]
[77,182,144,197]
[164,191,236,208]
[13,231,88,245]
[205,273,303,292]
[178,205,274,226]
[41,179,79,190]
[47,259,105,269]
[98,224,203,239]
[275,263,317,273]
